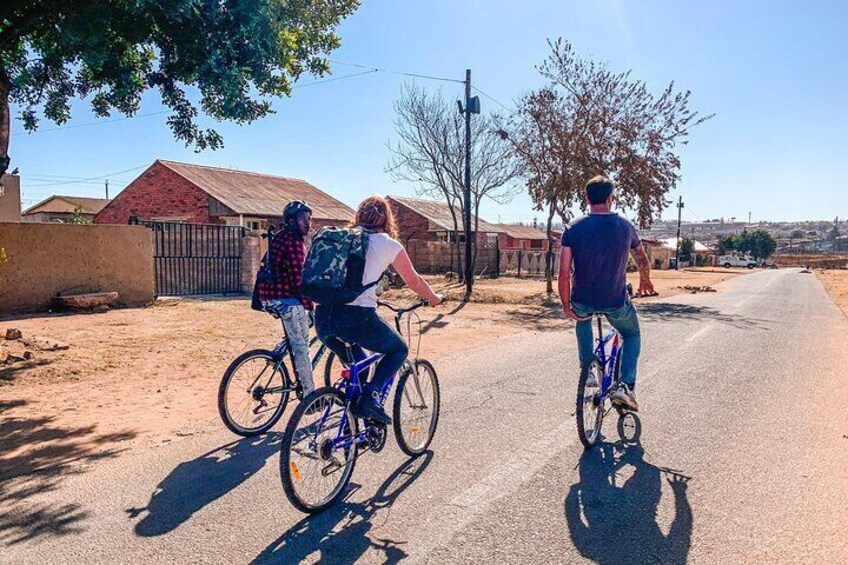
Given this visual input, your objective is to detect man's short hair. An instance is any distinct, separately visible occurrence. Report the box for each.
[586,176,614,205]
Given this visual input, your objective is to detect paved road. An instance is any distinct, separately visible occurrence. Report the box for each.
[3,269,847,564]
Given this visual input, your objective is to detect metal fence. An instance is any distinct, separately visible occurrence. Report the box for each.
[498,248,559,278]
[144,221,245,296]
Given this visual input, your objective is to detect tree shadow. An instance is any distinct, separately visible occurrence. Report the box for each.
[253,451,433,564]
[128,434,281,536]
[0,358,55,382]
[637,302,771,330]
[565,418,693,565]
[0,400,136,546]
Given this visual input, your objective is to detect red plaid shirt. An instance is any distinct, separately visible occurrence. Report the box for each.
[258,229,314,310]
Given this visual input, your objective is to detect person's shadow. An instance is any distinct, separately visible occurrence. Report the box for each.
[128,433,281,536]
[252,451,433,564]
[565,416,693,565]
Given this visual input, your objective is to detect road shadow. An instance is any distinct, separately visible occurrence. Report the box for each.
[420,300,468,335]
[253,451,433,564]
[128,433,281,536]
[637,302,771,331]
[0,399,136,546]
[565,417,693,565]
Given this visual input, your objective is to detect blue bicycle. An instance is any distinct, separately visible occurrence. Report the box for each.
[576,315,632,449]
[280,299,440,513]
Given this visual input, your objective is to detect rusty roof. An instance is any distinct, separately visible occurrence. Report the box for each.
[23,195,111,215]
[158,160,354,222]
[387,196,502,233]
[494,223,549,240]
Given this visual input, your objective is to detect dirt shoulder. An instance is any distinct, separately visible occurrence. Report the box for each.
[0,268,746,480]
[816,269,848,319]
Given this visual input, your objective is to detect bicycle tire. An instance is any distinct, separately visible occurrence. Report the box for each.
[576,356,604,449]
[218,349,291,437]
[280,387,358,513]
[393,359,440,457]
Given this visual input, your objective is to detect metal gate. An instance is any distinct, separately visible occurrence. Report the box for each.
[145,221,245,296]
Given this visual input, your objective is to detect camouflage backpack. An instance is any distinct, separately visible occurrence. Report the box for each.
[301,226,376,304]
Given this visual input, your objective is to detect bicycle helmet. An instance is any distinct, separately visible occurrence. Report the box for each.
[282,200,312,225]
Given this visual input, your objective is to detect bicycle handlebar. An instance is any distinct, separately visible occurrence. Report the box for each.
[377,298,428,315]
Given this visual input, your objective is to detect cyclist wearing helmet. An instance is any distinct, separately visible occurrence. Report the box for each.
[258,200,315,396]
[558,176,654,412]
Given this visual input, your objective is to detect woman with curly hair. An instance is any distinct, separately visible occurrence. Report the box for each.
[314,195,444,425]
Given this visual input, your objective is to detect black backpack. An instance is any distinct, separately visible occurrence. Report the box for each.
[250,228,280,311]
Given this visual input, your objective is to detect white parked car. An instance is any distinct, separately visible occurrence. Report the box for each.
[718,255,758,269]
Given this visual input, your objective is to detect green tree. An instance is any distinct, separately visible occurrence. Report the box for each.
[68,205,92,224]
[679,237,695,261]
[717,235,739,255]
[0,0,359,176]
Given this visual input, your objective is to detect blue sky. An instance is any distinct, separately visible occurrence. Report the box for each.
[11,0,848,223]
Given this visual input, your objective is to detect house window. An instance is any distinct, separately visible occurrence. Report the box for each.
[246,220,262,231]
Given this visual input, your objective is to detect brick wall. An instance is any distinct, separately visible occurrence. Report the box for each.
[407,239,499,275]
[95,162,213,225]
[389,200,436,244]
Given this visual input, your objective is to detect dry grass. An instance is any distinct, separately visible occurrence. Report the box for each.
[816,269,848,319]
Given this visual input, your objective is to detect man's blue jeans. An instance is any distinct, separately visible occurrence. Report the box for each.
[572,298,641,388]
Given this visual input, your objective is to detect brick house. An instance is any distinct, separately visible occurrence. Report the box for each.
[387,195,502,246]
[23,195,111,223]
[95,160,354,230]
[494,223,550,250]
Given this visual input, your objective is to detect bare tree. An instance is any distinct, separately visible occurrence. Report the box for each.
[388,84,519,290]
[499,39,712,293]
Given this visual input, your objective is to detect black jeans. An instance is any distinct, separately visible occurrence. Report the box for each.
[315,304,408,394]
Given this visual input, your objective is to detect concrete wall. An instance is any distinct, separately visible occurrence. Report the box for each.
[0,223,154,314]
[0,174,21,223]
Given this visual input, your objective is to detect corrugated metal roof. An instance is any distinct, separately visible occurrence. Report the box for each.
[388,195,502,233]
[494,224,549,240]
[158,160,354,222]
[23,195,111,215]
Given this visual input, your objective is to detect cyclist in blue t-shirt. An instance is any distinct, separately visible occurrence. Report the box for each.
[558,176,655,411]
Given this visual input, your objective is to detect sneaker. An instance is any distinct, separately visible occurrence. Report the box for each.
[352,392,392,426]
[611,383,639,412]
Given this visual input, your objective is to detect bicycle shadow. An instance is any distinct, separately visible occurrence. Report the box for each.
[564,417,693,565]
[127,433,281,536]
[252,451,433,564]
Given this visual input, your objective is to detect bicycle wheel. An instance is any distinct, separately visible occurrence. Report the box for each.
[393,359,440,456]
[576,356,604,449]
[218,349,291,437]
[280,387,358,513]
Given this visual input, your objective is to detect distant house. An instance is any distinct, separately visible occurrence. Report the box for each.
[0,174,22,223]
[95,160,354,230]
[494,224,550,250]
[387,195,502,245]
[22,195,111,223]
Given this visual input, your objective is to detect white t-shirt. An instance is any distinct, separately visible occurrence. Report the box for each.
[348,232,404,308]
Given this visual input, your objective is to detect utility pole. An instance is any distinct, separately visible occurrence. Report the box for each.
[105,179,109,200]
[674,195,684,270]
[462,68,478,298]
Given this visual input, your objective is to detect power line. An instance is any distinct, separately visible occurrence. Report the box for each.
[327,58,464,84]
[25,164,148,188]
[472,85,512,112]
[12,110,169,136]
[292,69,379,89]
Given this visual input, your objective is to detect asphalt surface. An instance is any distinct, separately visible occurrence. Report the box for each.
[3,268,847,564]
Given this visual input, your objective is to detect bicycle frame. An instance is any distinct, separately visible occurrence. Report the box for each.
[593,316,622,399]
[311,301,425,452]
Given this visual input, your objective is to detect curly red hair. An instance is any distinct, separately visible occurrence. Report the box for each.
[352,196,398,239]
